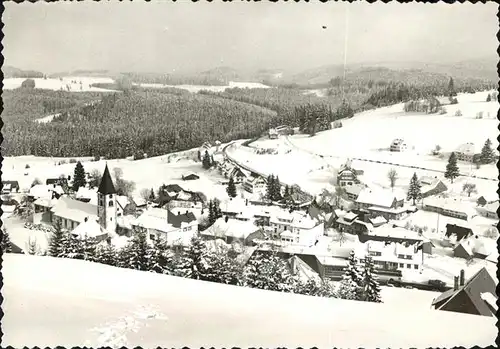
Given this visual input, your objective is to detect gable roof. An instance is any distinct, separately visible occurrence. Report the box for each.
[71,218,106,239]
[434,267,497,317]
[51,197,98,223]
[97,164,116,195]
[356,188,400,208]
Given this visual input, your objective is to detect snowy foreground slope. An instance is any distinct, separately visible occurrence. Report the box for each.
[3,254,497,348]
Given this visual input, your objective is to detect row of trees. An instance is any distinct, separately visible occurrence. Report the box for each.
[337,251,382,302]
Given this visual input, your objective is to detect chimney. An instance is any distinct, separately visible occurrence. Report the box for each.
[245,199,248,206]
[460,269,465,286]
[185,210,188,215]
[454,276,459,291]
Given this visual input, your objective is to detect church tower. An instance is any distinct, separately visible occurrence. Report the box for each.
[97,164,117,234]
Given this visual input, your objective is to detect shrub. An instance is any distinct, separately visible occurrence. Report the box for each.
[454,109,462,117]
[69,158,77,164]
[25,164,30,169]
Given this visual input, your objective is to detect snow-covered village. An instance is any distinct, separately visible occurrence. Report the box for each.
[1,2,499,348]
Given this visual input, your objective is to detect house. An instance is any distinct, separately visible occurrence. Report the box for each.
[220,197,250,221]
[445,223,474,243]
[368,216,387,228]
[46,177,68,188]
[422,197,476,221]
[228,167,248,184]
[1,180,20,194]
[158,184,204,209]
[455,143,478,162]
[355,188,407,221]
[182,173,200,181]
[288,255,322,283]
[76,187,98,204]
[476,194,498,207]
[359,224,424,245]
[337,160,364,187]
[242,175,267,194]
[200,217,263,246]
[28,184,64,202]
[133,207,198,246]
[50,196,99,231]
[420,176,448,198]
[345,184,365,201]
[70,217,109,242]
[478,201,499,219]
[390,138,408,152]
[454,235,497,260]
[336,212,373,235]
[268,128,278,139]
[269,211,324,247]
[198,141,213,160]
[315,255,349,281]
[354,240,424,273]
[275,125,293,136]
[432,268,497,317]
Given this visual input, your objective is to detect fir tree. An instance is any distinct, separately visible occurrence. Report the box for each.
[407,172,422,205]
[61,233,84,259]
[127,228,153,271]
[213,199,222,220]
[206,250,241,285]
[273,176,282,201]
[202,150,212,169]
[48,218,65,257]
[486,94,491,102]
[266,175,275,201]
[208,200,216,225]
[243,251,297,292]
[226,176,237,198]
[444,152,460,183]
[149,188,156,201]
[95,242,117,266]
[480,138,495,164]
[72,161,87,192]
[81,234,99,262]
[1,229,13,253]
[362,257,382,303]
[175,235,211,280]
[336,278,359,300]
[338,250,363,300]
[448,77,456,97]
[150,236,175,274]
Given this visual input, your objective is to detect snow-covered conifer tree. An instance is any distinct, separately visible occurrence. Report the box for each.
[1,228,13,253]
[95,242,117,266]
[150,236,175,275]
[362,256,382,303]
[174,235,211,280]
[48,218,65,257]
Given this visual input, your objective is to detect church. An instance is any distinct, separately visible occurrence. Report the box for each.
[49,164,124,240]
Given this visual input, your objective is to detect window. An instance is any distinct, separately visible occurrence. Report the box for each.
[150,234,156,240]
[399,263,404,268]
[109,201,114,207]
[110,217,112,221]
[407,264,411,269]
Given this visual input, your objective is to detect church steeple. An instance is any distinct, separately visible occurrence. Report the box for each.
[98,164,116,195]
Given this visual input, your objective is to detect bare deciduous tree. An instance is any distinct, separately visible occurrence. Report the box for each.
[387,168,398,190]
[462,183,477,197]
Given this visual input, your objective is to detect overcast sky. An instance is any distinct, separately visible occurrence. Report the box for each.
[3,1,498,74]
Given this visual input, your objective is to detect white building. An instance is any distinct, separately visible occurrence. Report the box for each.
[242,175,267,194]
[390,138,408,152]
[269,211,324,247]
[354,240,424,273]
[133,207,198,246]
[455,143,478,162]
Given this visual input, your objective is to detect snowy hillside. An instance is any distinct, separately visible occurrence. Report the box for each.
[3,77,119,92]
[3,254,496,348]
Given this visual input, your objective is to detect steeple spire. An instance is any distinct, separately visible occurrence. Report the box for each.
[98,163,117,195]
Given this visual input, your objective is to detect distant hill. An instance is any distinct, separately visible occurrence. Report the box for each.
[49,69,114,78]
[3,66,44,79]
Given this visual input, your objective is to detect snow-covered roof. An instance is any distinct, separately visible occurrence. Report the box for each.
[203,217,259,240]
[369,216,388,226]
[29,184,63,200]
[51,197,98,224]
[220,197,247,214]
[316,255,349,267]
[343,212,358,221]
[71,219,106,239]
[483,201,499,214]
[76,187,97,200]
[370,225,423,241]
[356,188,402,208]
[116,195,129,209]
[455,142,479,156]
[116,214,136,229]
[424,197,476,217]
[134,208,196,233]
[480,292,498,312]
[33,197,59,208]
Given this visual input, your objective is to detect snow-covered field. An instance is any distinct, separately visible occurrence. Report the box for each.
[228,90,499,197]
[3,254,496,348]
[3,76,119,92]
[134,81,270,93]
